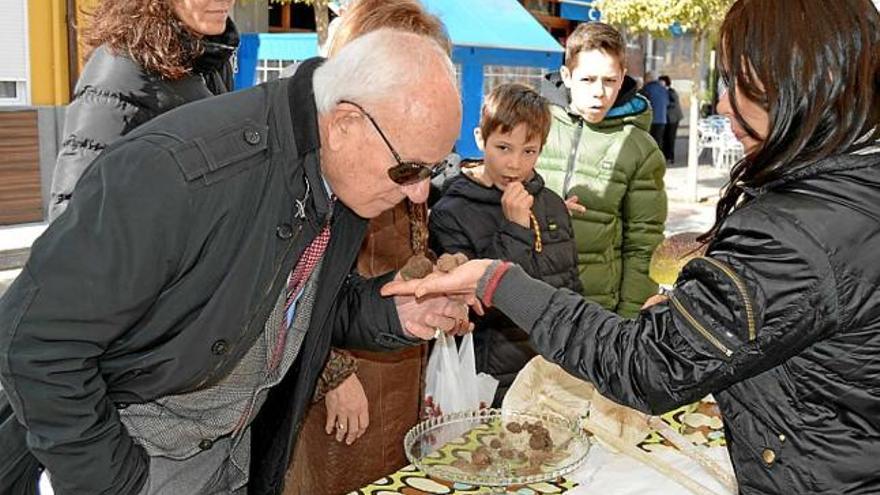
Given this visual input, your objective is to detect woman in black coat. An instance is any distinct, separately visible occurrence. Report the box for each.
[48,0,239,220]
[386,1,880,492]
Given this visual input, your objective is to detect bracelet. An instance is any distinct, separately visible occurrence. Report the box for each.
[312,349,358,403]
[482,261,512,308]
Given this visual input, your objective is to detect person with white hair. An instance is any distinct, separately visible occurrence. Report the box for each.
[0,30,464,495]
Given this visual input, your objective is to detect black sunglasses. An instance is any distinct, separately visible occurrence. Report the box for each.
[339,100,446,185]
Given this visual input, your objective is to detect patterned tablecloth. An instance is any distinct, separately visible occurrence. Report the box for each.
[350,398,726,495]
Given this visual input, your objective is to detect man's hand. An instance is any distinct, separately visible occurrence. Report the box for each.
[325,373,369,445]
[565,195,587,214]
[394,290,474,339]
[391,264,477,338]
[501,182,534,228]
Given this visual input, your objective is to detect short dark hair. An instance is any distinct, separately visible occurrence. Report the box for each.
[658,75,672,87]
[480,83,552,146]
[564,22,626,70]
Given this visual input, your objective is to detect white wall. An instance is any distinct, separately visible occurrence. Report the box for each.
[0,0,29,105]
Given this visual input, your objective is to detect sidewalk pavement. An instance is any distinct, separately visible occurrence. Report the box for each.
[664,163,727,236]
[0,221,46,295]
[663,129,730,236]
[0,221,46,253]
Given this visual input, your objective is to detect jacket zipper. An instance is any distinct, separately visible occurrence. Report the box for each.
[669,294,733,358]
[562,119,584,197]
[700,257,757,341]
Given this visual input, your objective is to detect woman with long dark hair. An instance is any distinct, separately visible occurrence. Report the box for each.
[48,0,238,220]
[382,0,880,492]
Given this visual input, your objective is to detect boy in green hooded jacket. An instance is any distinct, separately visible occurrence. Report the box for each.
[537,22,667,317]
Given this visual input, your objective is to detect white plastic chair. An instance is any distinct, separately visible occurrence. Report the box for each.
[697,117,743,170]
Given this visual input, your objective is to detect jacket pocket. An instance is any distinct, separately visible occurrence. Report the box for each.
[169,120,269,184]
[669,293,735,359]
[699,257,757,341]
[671,256,760,359]
[721,399,789,488]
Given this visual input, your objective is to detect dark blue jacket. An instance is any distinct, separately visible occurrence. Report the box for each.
[641,80,670,124]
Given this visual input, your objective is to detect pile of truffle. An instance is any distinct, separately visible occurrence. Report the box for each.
[451,420,558,477]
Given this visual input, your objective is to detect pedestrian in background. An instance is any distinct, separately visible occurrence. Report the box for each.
[660,75,683,164]
[641,71,670,151]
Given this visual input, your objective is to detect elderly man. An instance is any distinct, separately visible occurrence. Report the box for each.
[0,30,463,494]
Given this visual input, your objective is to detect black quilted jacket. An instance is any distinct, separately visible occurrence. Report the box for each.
[48,20,238,221]
[487,146,880,493]
[429,171,582,405]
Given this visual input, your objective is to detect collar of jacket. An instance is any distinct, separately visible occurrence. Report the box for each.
[743,141,880,197]
[604,93,649,120]
[555,92,650,130]
[192,18,240,75]
[614,75,639,107]
[285,57,333,220]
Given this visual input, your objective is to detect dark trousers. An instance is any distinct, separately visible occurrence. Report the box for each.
[662,120,681,162]
[649,123,666,154]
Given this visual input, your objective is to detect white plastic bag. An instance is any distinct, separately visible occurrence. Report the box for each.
[423,333,498,418]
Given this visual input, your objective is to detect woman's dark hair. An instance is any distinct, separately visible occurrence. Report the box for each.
[703,0,880,241]
[80,0,205,80]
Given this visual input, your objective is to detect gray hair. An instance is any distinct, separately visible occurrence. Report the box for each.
[313,29,457,114]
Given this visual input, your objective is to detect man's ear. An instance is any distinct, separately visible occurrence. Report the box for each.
[560,65,573,89]
[326,104,362,152]
[473,127,485,152]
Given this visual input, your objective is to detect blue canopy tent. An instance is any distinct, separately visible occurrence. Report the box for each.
[422,0,563,157]
[234,0,563,157]
[234,32,319,89]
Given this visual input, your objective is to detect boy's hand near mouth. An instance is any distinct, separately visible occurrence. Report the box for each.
[501,181,535,228]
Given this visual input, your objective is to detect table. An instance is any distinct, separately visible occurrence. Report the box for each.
[352,398,727,495]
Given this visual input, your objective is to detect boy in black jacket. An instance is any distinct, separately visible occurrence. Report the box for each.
[429,83,582,405]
